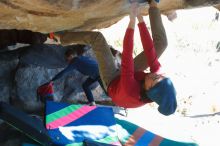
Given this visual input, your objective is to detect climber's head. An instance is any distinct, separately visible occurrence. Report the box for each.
[141,73,177,116]
[65,49,77,63]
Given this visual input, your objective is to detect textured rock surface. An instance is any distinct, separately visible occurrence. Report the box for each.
[0,53,19,103]
[0,44,108,112]
[0,0,219,33]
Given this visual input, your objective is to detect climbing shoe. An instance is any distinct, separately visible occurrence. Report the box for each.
[89,102,96,106]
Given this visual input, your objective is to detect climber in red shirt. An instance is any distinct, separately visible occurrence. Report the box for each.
[108,0,177,115]
[54,0,177,115]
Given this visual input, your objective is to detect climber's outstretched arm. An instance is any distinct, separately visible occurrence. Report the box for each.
[55,31,118,90]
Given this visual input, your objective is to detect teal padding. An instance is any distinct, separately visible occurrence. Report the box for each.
[115,118,138,135]
[115,118,199,146]
[160,139,199,146]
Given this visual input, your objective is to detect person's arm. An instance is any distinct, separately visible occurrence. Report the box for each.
[120,2,142,95]
[121,28,134,77]
[51,63,76,81]
[121,2,137,80]
[137,15,161,73]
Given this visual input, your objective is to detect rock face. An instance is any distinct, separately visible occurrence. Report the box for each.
[0,53,19,103]
[0,0,219,33]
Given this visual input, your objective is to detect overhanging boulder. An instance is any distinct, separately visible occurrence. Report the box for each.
[0,0,219,33]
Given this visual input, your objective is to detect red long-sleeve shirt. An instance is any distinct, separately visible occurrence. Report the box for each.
[107,22,161,108]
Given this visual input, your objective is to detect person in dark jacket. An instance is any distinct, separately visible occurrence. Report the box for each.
[50,45,105,106]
